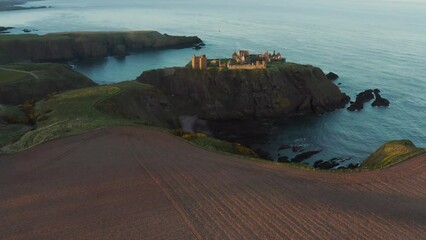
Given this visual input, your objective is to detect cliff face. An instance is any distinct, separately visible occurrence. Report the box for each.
[137,63,349,120]
[0,31,202,63]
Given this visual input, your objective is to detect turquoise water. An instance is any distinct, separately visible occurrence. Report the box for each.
[1,0,425,165]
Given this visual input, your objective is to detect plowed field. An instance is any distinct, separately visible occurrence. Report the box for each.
[1,127,425,239]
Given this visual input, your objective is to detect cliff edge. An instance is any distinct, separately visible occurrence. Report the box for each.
[137,62,349,120]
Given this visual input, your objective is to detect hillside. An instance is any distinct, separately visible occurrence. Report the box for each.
[0,63,96,104]
[361,140,426,169]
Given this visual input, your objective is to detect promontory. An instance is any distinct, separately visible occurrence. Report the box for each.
[137,52,349,120]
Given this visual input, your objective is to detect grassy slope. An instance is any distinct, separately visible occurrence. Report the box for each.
[361,140,426,169]
[0,68,28,84]
[1,84,128,153]
[0,80,269,161]
[0,104,32,147]
[96,81,179,128]
[0,63,96,104]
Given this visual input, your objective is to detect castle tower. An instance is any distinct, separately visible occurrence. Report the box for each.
[192,54,207,70]
[199,54,207,70]
[192,55,199,69]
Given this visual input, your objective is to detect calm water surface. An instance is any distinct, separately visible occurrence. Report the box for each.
[1,0,425,165]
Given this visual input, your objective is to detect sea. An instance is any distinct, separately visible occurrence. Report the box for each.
[1,0,425,166]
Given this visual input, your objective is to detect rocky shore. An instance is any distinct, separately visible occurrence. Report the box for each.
[0,31,203,63]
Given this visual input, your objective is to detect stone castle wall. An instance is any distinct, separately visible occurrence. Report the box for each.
[227,61,266,70]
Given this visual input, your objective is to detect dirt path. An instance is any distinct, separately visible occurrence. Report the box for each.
[0,126,425,239]
[0,67,39,79]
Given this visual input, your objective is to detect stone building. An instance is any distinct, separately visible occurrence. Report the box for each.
[227,60,267,70]
[192,54,207,70]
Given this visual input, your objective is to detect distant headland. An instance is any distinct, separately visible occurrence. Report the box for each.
[0,31,203,63]
[0,0,48,11]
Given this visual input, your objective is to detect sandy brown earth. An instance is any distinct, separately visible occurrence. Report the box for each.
[0,127,425,240]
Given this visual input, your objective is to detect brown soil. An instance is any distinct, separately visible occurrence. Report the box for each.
[0,127,425,239]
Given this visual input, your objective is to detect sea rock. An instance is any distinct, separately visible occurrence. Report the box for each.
[292,145,305,153]
[372,90,390,107]
[138,63,350,120]
[291,150,321,163]
[278,156,289,162]
[347,101,364,111]
[348,88,390,111]
[326,72,339,81]
[313,159,339,169]
[357,89,375,102]
[313,156,353,169]
[278,144,291,151]
[347,89,374,111]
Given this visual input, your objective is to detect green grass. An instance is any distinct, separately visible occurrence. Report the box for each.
[0,62,96,104]
[0,104,32,147]
[0,104,26,121]
[0,81,175,153]
[1,85,128,153]
[0,69,28,85]
[361,140,426,169]
[96,81,178,128]
[172,130,259,158]
[0,123,32,147]
[267,62,313,72]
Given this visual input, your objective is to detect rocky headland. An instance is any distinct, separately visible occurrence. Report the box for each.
[0,0,48,11]
[0,31,203,63]
[137,62,350,121]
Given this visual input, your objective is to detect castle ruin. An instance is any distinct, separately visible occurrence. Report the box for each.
[191,50,285,70]
[228,50,284,69]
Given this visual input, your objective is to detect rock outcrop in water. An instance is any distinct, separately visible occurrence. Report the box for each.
[347,89,374,111]
[0,31,203,63]
[137,63,350,120]
[372,89,390,107]
[347,89,390,111]
[326,72,339,81]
